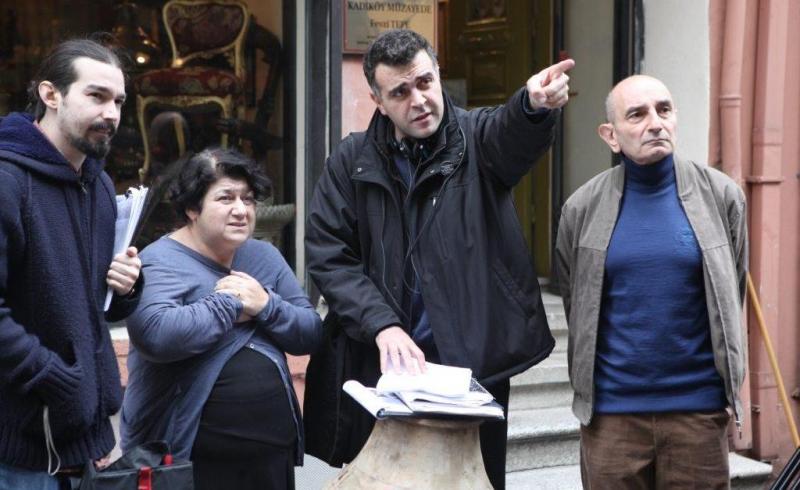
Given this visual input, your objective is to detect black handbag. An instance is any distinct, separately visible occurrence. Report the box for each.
[75,441,193,490]
[303,313,380,467]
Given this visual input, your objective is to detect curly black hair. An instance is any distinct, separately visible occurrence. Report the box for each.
[169,147,272,223]
[362,29,437,97]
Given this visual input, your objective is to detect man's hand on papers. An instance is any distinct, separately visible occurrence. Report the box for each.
[526,58,575,110]
[375,326,427,375]
[107,246,141,296]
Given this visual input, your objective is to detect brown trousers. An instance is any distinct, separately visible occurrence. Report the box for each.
[580,411,731,490]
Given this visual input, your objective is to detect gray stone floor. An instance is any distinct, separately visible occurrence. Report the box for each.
[295,456,340,489]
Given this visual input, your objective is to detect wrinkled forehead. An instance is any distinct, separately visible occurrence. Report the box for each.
[613,77,673,113]
[70,57,126,96]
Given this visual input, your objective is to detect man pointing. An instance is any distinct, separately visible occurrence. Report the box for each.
[306,29,573,488]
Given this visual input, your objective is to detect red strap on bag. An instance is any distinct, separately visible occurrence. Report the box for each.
[138,466,152,490]
[163,454,173,466]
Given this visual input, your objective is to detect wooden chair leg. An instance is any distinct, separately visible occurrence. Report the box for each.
[136,95,152,185]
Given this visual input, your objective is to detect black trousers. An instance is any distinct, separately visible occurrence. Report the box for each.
[480,379,510,490]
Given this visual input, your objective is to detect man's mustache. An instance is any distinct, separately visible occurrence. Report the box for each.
[89,122,116,138]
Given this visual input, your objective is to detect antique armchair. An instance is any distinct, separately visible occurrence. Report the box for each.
[134,0,249,183]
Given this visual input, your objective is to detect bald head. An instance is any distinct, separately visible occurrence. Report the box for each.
[604,75,673,123]
[597,75,677,165]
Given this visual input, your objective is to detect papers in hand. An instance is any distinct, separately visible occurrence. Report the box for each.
[103,186,148,311]
[344,362,504,420]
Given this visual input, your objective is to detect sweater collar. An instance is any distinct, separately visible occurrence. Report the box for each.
[622,153,675,191]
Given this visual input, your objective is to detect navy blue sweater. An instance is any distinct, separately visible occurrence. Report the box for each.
[594,154,726,414]
[0,113,140,470]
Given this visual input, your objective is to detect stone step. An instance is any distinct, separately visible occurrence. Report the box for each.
[540,290,563,306]
[506,464,582,490]
[550,322,568,353]
[511,351,569,387]
[728,453,775,490]
[541,292,567,353]
[506,406,581,471]
[510,351,572,410]
[509,380,573,411]
[506,453,772,490]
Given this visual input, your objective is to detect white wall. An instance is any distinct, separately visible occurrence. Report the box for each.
[642,0,710,165]
[562,0,615,197]
[294,0,307,285]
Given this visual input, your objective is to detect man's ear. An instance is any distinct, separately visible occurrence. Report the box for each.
[369,90,388,116]
[597,123,620,153]
[37,81,60,111]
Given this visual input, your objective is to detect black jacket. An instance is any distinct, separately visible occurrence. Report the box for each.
[0,113,140,470]
[304,89,556,464]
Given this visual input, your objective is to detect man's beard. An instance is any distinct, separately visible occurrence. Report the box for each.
[68,122,116,159]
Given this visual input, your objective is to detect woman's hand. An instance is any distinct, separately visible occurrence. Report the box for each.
[215,270,270,319]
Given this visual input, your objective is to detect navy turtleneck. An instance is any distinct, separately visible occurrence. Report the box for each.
[593,153,726,414]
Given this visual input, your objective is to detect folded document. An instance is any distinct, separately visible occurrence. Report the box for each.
[343,380,503,420]
[344,361,504,420]
[376,361,472,397]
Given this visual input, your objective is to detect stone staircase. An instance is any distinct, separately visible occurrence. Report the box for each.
[505,290,773,489]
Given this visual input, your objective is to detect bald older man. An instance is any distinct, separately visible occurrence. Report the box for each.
[555,75,748,489]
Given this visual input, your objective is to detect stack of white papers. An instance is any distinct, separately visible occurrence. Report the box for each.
[376,361,472,397]
[344,361,504,420]
[104,186,149,311]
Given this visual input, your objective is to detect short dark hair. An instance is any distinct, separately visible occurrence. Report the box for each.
[363,29,437,97]
[27,35,124,121]
[169,147,272,223]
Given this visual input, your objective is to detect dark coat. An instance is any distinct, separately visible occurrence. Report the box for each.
[304,89,556,465]
[0,113,140,470]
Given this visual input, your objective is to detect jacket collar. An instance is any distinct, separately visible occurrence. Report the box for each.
[356,90,464,181]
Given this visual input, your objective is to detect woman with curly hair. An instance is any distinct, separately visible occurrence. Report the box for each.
[121,148,322,489]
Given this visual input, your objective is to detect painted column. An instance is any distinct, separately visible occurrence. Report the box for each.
[748,0,791,461]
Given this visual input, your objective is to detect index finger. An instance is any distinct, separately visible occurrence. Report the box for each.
[542,58,575,86]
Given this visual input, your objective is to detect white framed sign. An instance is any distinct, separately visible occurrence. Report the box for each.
[343,0,437,54]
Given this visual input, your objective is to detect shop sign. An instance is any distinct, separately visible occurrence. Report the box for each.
[344,1,437,53]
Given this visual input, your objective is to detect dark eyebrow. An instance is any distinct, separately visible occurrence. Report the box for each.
[625,104,647,117]
[388,81,409,95]
[388,71,435,95]
[625,99,672,117]
[85,84,127,102]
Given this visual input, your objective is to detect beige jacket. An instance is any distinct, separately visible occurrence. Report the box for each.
[555,156,748,427]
